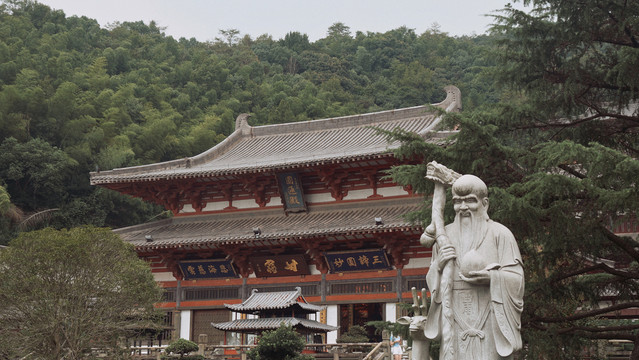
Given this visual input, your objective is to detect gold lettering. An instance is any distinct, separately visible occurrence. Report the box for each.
[288,196,301,205]
[358,255,370,267]
[346,257,357,267]
[284,259,299,272]
[187,266,196,275]
[265,259,277,274]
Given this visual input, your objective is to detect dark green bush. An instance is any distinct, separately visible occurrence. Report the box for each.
[164,338,200,359]
[247,324,314,360]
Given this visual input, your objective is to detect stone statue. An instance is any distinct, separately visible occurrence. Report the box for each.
[420,162,524,360]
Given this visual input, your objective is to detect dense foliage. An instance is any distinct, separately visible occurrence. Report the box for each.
[247,324,313,360]
[386,0,639,358]
[0,226,163,359]
[0,0,498,244]
[164,338,202,359]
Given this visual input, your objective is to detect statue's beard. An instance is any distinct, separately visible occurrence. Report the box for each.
[455,210,489,255]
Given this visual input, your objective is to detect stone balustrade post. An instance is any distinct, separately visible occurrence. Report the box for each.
[382,330,391,360]
[198,334,208,356]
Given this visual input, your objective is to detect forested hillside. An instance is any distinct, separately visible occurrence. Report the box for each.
[0,0,498,243]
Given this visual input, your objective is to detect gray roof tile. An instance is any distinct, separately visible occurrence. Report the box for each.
[90,87,460,185]
[211,317,338,333]
[114,197,423,250]
[225,288,323,314]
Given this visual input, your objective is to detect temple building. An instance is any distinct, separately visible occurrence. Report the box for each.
[89,86,462,346]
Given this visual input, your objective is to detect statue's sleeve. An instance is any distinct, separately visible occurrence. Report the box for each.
[490,226,524,357]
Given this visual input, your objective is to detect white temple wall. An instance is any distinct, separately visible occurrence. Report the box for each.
[306,192,334,203]
[180,310,192,340]
[202,201,227,212]
[153,272,177,282]
[342,189,374,200]
[376,185,409,197]
[326,304,339,344]
[233,199,260,209]
[385,303,397,322]
[404,257,430,269]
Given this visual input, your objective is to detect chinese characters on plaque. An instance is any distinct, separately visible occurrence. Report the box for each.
[277,172,307,213]
[251,254,311,277]
[180,250,391,279]
[178,259,239,280]
[325,249,391,273]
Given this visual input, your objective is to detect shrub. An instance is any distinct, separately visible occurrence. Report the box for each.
[336,325,369,343]
[247,324,314,360]
[164,338,200,359]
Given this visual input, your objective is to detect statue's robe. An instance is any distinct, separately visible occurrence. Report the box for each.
[424,218,524,359]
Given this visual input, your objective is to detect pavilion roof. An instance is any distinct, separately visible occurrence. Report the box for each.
[211,317,338,334]
[225,288,323,314]
[89,86,460,185]
[113,197,423,251]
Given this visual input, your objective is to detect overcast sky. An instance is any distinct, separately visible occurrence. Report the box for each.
[35,0,523,42]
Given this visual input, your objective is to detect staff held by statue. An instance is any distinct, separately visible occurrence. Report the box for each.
[420,161,460,360]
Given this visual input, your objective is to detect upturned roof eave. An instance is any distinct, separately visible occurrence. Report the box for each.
[211,317,338,333]
[89,149,395,185]
[89,86,462,186]
[225,303,323,315]
[131,222,422,252]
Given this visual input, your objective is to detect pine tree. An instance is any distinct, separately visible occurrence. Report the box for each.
[385,0,639,358]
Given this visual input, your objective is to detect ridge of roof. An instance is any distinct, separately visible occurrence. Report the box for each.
[171,85,460,169]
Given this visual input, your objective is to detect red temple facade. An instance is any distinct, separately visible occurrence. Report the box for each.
[89,86,462,346]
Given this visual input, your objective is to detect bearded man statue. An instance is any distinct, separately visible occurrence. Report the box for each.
[423,174,524,359]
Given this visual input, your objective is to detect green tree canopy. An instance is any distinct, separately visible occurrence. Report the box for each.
[0,137,77,210]
[0,185,9,215]
[0,226,163,359]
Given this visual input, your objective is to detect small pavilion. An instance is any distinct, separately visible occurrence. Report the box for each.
[212,287,338,344]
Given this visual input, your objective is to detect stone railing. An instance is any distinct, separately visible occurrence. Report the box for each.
[127,330,392,360]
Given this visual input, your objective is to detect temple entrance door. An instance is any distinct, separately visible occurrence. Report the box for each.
[339,303,384,342]
[192,310,229,345]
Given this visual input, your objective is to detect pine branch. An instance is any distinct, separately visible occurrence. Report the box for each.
[557,164,586,179]
[548,262,639,284]
[531,301,639,323]
[597,4,639,48]
[600,225,639,263]
[558,324,639,335]
[572,331,636,341]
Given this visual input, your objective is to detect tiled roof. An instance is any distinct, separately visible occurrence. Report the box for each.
[114,197,423,250]
[225,288,323,314]
[90,86,460,185]
[211,317,338,333]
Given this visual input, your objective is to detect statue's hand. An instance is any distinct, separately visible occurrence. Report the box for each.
[459,270,490,284]
[459,263,499,284]
[437,244,456,272]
